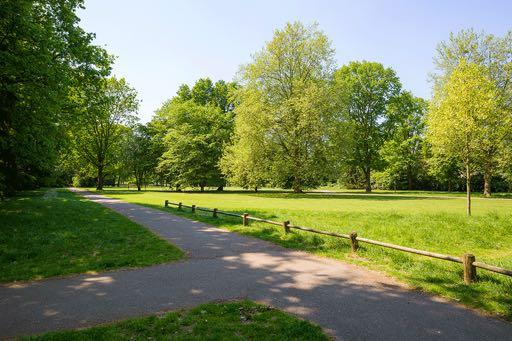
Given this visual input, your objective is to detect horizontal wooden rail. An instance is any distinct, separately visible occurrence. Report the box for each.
[247,216,282,226]
[163,200,512,283]
[355,237,463,263]
[473,261,512,276]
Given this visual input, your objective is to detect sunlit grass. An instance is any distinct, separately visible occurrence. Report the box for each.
[96,186,512,319]
[0,189,184,283]
[25,300,328,340]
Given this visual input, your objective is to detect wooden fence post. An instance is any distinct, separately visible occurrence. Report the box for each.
[350,231,359,253]
[165,200,169,207]
[283,221,290,233]
[191,204,196,213]
[243,213,249,226]
[463,253,476,284]
[213,208,218,218]
[178,202,182,210]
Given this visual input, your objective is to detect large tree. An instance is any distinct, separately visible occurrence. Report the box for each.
[157,100,233,191]
[73,77,138,190]
[153,78,236,191]
[332,61,402,192]
[433,29,512,196]
[222,22,334,192]
[427,60,499,216]
[0,0,110,195]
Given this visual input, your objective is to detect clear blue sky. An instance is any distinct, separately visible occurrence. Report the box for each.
[79,0,512,122]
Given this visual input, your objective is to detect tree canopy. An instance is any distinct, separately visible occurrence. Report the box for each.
[428,60,499,215]
[222,22,335,192]
[0,0,111,195]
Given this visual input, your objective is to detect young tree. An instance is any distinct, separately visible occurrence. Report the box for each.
[380,92,428,190]
[332,61,402,192]
[74,78,139,190]
[434,29,512,196]
[427,61,499,216]
[223,22,334,193]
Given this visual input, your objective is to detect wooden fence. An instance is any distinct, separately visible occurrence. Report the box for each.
[164,200,512,284]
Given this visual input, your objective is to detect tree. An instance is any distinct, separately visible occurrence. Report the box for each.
[433,29,512,196]
[0,0,111,196]
[157,100,233,191]
[123,124,158,191]
[332,61,402,192]
[379,92,428,190]
[427,60,499,216]
[222,22,334,192]
[73,77,138,190]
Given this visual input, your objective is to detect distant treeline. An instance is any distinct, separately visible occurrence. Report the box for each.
[2,2,511,207]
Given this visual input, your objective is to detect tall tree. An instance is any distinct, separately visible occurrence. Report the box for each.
[427,60,499,216]
[332,61,402,192]
[0,0,110,195]
[223,22,334,192]
[433,29,512,196]
[73,77,138,190]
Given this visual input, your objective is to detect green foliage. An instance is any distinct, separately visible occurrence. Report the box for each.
[156,99,233,190]
[332,61,402,192]
[27,300,328,340]
[433,29,512,195]
[0,189,183,282]
[72,77,139,190]
[428,60,500,214]
[223,22,335,192]
[122,124,159,190]
[377,92,428,190]
[0,0,111,196]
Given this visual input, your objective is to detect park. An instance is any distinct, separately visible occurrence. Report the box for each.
[1,1,512,340]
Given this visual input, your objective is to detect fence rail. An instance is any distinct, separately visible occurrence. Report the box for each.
[164,200,512,283]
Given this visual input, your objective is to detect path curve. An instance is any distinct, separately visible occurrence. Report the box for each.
[1,189,511,340]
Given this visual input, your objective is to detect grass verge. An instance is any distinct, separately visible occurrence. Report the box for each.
[95,188,512,320]
[0,188,184,283]
[24,300,328,340]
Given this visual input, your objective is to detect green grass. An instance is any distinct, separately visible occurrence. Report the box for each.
[95,187,512,319]
[0,188,184,283]
[25,300,328,340]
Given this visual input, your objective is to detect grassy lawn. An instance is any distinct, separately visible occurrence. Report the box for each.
[25,300,328,340]
[0,189,184,283]
[95,187,512,319]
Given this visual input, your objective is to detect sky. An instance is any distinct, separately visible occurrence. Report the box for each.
[79,0,512,122]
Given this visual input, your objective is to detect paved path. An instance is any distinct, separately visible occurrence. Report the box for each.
[1,190,511,340]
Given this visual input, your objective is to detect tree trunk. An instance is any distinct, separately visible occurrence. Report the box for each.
[216,186,224,191]
[96,165,104,190]
[200,185,204,192]
[254,187,258,192]
[483,169,491,197]
[466,163,471,217]
[292,176,302,193]
[364,168,371,193]
[407,165,413,190]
